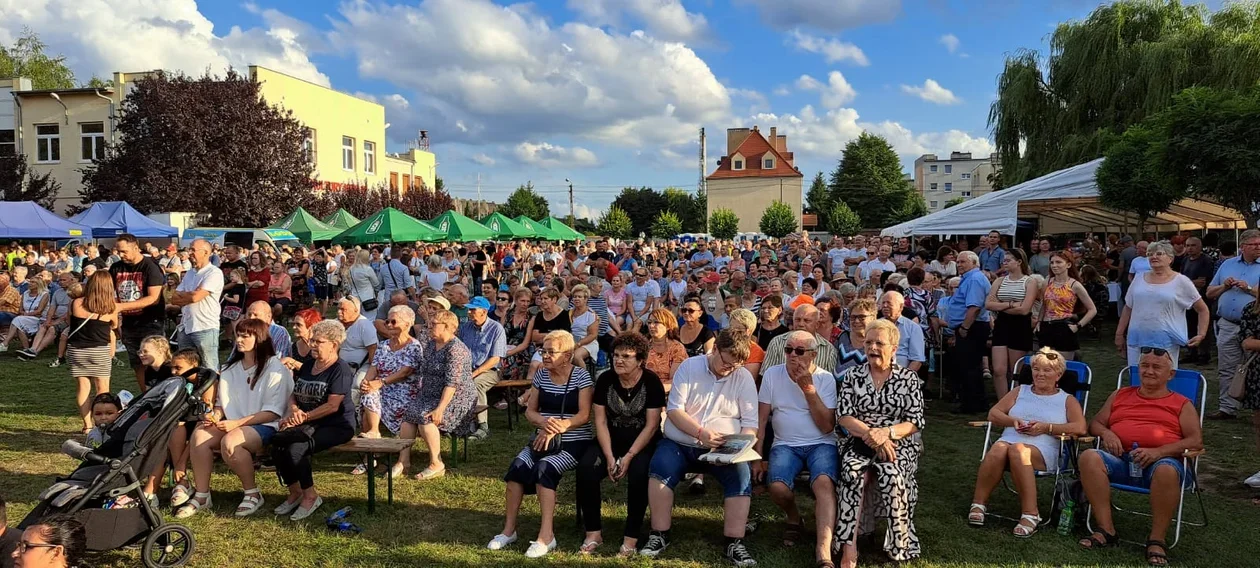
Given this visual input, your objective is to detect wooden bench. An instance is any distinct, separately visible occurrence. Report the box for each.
[330,437,415,513]
[488,379,533,431]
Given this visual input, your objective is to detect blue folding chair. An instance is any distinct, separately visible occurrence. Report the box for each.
[1085,366,1208,548]
[969,355,1093,526]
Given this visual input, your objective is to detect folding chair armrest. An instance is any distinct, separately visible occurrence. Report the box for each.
[966,421,990,428]
[1077,436,1096,444]
[1183,448,1205,459]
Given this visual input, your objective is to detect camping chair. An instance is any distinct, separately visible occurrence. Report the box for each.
[1084,366,1207,548]
[968,355,1092,526]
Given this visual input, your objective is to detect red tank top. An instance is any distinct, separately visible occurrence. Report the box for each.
[1109,387,1189,449]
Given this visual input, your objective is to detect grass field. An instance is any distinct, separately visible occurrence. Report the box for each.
[2,324,1258,567]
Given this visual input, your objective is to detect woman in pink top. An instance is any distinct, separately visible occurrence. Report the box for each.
[268,260,294,314]
[1077,347,1202,566]
[602,274,630,334]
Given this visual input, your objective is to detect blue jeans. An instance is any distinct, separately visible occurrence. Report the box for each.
[248,425,277,445]
[648,438,752,498]
[1088,448,1185,488]
[0,312,15,326]
[768,443,838,490]
[178,328,220,372]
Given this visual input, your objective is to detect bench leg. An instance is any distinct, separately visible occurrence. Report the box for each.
[506,392,516,432]
[463,436,469,462]
[387,456,394,506]
[366,453,377,514]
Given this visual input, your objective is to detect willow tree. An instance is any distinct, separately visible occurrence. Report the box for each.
[989,0,1260,186]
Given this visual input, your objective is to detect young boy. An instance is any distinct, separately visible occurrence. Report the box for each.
[143,348,216,507]
[85,393,124,448]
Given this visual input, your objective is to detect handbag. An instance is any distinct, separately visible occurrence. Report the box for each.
[529,367,575,461]
[1228,352,1257,400]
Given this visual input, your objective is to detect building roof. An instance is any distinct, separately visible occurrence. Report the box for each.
[706,129,803,180]
[14,87,115,96]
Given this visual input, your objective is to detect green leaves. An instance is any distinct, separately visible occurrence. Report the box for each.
[612,186,705,237]
[708,208,740,240]
[0,28,75,90]
[828,133,916,230]
[0,154,59,210]
[597,206,634,239]
[650,210,683,239]
[822,200,862,236]
[759,200,797,238]
[498,183,550,220]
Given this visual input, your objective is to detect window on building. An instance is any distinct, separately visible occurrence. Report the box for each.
[79,122,105,162]
[929,183,938,190]
[944,182,953,192]
[36,124,60,163]
[763,157,774,169]
[960,172,971,180]
[944,164,952,174]
[341,136,354,171]
[0,130,14,156]
[302,128,316,164]
[929,200,938,209]
[364,141,376,174]
[733,159,744,170]
[962,191,972,197]
[929,165,937,173]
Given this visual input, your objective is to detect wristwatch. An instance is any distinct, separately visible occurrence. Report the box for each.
[888,427,901,441]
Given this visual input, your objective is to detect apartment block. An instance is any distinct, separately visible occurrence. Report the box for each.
[913,151,998,212]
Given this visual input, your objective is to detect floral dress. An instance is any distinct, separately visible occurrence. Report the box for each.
[287,258,311,308]
[1239,306,1260,410]
[404,337,479,436]
[502,312,533,382]
[835,363,925,563]
[361,338,422,434]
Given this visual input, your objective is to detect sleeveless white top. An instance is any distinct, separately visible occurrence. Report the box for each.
[996,384,1070,472]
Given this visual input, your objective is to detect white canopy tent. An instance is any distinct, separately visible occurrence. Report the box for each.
[881,158,1249,237]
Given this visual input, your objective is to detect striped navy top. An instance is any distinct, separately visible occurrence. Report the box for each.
[534,366,595,442]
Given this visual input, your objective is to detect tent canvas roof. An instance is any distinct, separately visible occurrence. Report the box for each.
[514,216,559,240]
[480,212,534,239]
[881,158,1249,237]
[538,216,584,240]
[269,207,342,243]
[0,201,92,240]
[332,207,443,245]
[429,210,496,241]
[69,201,177,238]
[323,209,360,231]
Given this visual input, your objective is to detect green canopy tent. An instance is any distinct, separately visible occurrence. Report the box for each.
[269,207,343,243]
[480,212,534,240]
[514,216,559,240]
[332,207,443,245]
[323,209,361,231]
[429,210,496,242]
[538,216,585,241]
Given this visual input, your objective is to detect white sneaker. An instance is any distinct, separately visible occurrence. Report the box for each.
[1244,471,1260,488]
[524,539,556,559]
[487,532,518,551]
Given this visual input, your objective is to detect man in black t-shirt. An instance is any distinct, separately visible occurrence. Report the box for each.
[110,233,168,391]
[218,244,248,277]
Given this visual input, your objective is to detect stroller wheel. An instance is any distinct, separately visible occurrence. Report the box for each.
[141,523,195,568]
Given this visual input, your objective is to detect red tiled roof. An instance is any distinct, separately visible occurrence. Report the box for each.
[707,129,803,180]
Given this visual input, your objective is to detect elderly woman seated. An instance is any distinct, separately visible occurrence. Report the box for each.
[1078,347,1203,567]
[835,318,925,567]
[967,347,1087,537]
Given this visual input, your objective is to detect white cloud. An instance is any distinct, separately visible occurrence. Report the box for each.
[514,142,600,168]
[729,88,770,113]
[796,72,857,108]
[737,0,901,32]
[744,105,992,163]
[788,30,869,66]
[471,153,496,166]
[573,203,605,221]
[939,33,960,54]
[900,79,962,105]
[567,0,710,43]
[0,0,328,86]
[773,85,791,96]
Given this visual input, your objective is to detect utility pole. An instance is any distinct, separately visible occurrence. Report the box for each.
[476,173,482,219]
[566,178,575,227]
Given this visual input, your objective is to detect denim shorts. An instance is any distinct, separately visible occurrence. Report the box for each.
[1088,448,1184,488]
[249,425,277,445]
[768,443,838,490]
[648,438,752,498]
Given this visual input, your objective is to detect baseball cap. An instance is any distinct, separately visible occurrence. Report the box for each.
[703,272,722,284]
[426,296,451,310]
[467,296,492,311]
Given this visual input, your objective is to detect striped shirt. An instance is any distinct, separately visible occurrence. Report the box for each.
[587,295,612,336]
[996,275,1029,303]
[534,366,595,442]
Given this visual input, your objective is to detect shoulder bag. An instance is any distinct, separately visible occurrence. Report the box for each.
[1229,352,1257,400]
[529,367,575,460]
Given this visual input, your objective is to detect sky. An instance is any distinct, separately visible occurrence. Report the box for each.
[1,0,1168,220]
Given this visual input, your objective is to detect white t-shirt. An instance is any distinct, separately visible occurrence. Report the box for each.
[217,356,292,429]
[1124,273,1201,350]
[859,258,896,281]
[340,317,379,365]
[664,355,759,447]
[176,263,224,333]
[758,364,838,447]
[827,248,849,274]
[570,309,596,343]
[625,279,661,313]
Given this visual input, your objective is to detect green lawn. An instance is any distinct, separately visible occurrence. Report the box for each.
[1,326,1257,567]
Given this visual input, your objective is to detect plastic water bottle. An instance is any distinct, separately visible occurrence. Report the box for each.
[326,506,353,523]
[1057,498,1076,535]
[1128,443,1142,478]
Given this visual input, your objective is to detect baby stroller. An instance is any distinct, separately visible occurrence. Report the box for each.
[20,371,217,568]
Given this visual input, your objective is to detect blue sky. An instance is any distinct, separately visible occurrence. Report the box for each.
[6,0,1183,219]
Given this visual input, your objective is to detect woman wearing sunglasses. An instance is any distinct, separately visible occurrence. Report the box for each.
[10,515,85,568]
[678,297,715,357]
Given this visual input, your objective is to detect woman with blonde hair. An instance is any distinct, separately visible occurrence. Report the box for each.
[66,271,118,433]
[137,335,174,392]
[402,309,479,481]
[2,276,48,351]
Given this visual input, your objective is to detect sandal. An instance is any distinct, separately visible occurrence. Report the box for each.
[389,463,406,479]
[817,561,836,568]
[967,503,987,526]
[414,465,446,481]
[783,522,803,547]
[169,480,193,508]
[1013,514,1040,538]
[617,544,637,558]
[234,489,264,517]
[1079,529,1118,550]
[173,492,212,519]
[350,463,368,476]
[1145,539,1169,566]
[579,540,602,555]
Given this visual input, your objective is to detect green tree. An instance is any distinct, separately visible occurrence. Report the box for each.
[0,28,75,90]
[0,154,60,210]
[663,187,706,233]
[708,208,740,240]
[497,182,550,220]
[650,211,682,239]
[1161,86,1260,227]
[597,206,634,239]
[1096,123,1184,232]
[828,132,915,229]
[759,200,797,238]
[943,196,966,209]
[891,191,929,225]
[823,199,862,236]
[612,186,668,237]
[990,1,1260,186]
[805,171,830,213]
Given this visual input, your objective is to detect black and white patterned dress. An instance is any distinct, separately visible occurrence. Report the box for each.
[834,362,925,562]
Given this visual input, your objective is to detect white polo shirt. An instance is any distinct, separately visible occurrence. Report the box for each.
[176,263,224,333]
[664,355,758,448]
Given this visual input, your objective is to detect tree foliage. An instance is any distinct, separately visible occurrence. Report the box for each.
[759,200,797,238]
[303,181,455,223]
[1096,124,1184,231]
[943,196,966,209]
[662,187,707,233]
[498,182,550,220]
[0,28,75,90]
[805,171,830,214]
[81,69,314,227]
[990,1,1260,186]
[612,187,667,237]
[650,211,682,239]
[597,206,634,239]
[892,192,929,225]
[1160,87,1260,227]
[0,154,59,210]
[708,208,740,240]
[822,199,862,236]
[828,133,917,229]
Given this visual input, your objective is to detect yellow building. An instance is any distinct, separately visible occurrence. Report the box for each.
[706,126,804,234]
[8,66,435,214]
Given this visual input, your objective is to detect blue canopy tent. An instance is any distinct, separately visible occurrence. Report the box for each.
[0,202,91,240]
[69,201,178,238]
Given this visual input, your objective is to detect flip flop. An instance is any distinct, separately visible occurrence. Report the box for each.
[783,522,803,547]
[579,540,602,555]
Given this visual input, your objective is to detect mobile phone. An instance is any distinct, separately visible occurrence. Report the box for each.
[612,458,623,478]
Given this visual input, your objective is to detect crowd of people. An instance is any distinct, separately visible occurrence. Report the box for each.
[2,225,1259,568]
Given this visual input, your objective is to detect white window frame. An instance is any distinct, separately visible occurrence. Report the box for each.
[763,157,774,169]
[341,136,355,171]
[960,172,971,180]
[929,183,938,190]
[303,128,316,164]
[0,129,14,156]
[944,164,953,174]
[35,124,60,164]
[364,141,376,175]
[79,122,105,162]
[733,159,744,170]
[929,164,937,173]
[944,182,953,192]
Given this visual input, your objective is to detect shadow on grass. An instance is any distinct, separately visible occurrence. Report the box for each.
[0,427,81,454]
